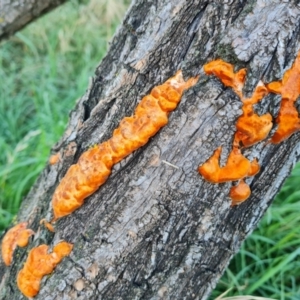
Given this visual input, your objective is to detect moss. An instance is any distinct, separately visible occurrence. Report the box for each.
[216,43,243,69]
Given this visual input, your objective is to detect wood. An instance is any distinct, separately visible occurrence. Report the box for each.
[0,0,68,41]
[1,0,300,299]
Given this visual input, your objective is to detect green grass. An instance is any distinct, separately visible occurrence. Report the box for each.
[0,1,299,299]
[0,0,127,230]
[211,165,300,299]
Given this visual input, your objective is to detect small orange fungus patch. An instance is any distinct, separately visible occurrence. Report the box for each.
[51,71,199,221]
[49,153,60,165]
[234,83,273,147]
[266,52,300,143]
[198,147,258,183]
[247,158,260,177]
[230,180,251,206]
[17,241,73,298]
[203,59,246,97]
[1,222,34,266]
[40,219,55,232]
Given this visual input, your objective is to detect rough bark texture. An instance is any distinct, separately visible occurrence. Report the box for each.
[1,0,300,299]
[0,0,68,40]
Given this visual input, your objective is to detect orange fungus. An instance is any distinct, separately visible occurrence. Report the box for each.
[234,83,273,147]
[1,222,34,266]
[200,58,271,204]
[198,147,257,183]
[17,241,73,297]
[266,52,300,143]
[51,71,199,221]
[230,180,251,206]
[40,219,55,232]
[49,153,60,165]
[204,59,273,148]
[203,59,246,97]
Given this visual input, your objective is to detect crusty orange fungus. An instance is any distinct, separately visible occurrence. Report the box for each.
[198,146,259,184]
[200,59,272,205]
[49,153,60,165]
[17,241,73,298]
[1,222,34,266]
[205,60,273,148]
[51,71,199,221]
[204,59,246,98]
[266,52,300,143]
[229,180,251,206]
[234,83,273,147]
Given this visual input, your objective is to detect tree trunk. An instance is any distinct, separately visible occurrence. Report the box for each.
[1,0,300,299]
[0,0,68,41]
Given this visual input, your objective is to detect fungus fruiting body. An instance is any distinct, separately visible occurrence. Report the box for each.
[234,83,273,148]
[229,180,251,206]
[1,222,34,266]
[199,59,271,205]
[49,153,60,165]
[4,53,300,298]
[204,59,273,148]
[203,59,246,97]
[198,147,259,184]
[40,218,55,232]
[17,241,73,297]
[266,51,300,143]
[199,53,300,205]
[51,71,199,221]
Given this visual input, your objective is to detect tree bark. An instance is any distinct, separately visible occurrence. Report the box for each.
[1,0,300,299]
[0,0,68,41]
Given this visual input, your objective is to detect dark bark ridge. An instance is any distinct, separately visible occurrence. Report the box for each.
[0,0,68,41]
[1,0,300,299]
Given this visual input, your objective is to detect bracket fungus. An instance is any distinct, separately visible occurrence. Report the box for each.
[1,222,34,266]
[51,71,198,221]
[17,241,73,297]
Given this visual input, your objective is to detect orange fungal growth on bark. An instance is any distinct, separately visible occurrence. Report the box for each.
[267,52,300,101]
[234,83,273,147]
[198,147,257,183]
[1,222,34,266]
[40,219,55,232]
[266,52,300,143]
[51,71,199,221]
[204,59,246,97]
[247,158,260,177]
[17,241,73,298]
[230,180,251,206]
[269,99,300,144]
[204,60,273,148]
[200,58,276,204]
[49,153,60,165]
